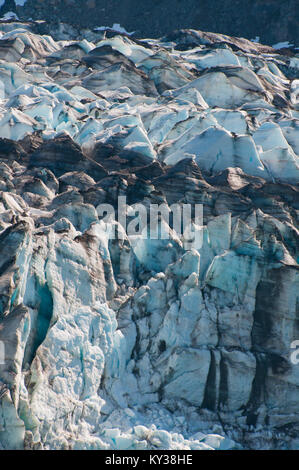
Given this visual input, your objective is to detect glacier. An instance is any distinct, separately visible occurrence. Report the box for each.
[0,18,298,451]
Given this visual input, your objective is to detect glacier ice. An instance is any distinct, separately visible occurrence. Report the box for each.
[0,20,298,451]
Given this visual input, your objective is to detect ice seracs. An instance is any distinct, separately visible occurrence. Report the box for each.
[0,21,297,183]
[0,20,298,451]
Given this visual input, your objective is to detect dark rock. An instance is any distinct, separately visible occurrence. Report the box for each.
[29,135,108,181]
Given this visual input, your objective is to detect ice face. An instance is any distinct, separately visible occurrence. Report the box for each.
[0,24,297,181]
[0,21,298,451]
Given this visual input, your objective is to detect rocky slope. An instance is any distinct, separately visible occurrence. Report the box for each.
[0,19,298,450]
[2,0,298,47]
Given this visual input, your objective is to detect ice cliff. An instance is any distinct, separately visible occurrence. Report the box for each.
[0,19,298,450]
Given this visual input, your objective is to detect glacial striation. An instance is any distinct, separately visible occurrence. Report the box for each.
[0,19,298,450]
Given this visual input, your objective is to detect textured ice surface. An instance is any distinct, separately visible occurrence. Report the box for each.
[0,21,298,451]
[0,23,297,181]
